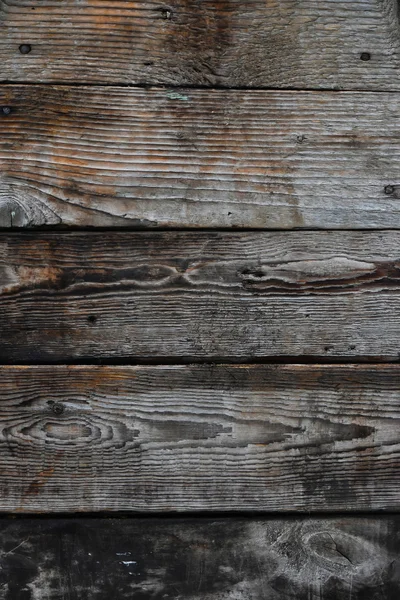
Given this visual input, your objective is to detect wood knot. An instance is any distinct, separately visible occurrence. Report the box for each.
[48,401,64,415]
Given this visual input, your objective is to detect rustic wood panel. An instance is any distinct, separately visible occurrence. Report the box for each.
[0,364,399,512]
[0,516,399,600]
[2,231,400,361]
[0,0,399,90]
[2,87,400,228]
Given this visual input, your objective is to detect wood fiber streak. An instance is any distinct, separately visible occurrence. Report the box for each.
[0,517,399,599]
[0,0,399,89]
[2,87,400,228]
[0,365,399,512]
[1,231,400,361]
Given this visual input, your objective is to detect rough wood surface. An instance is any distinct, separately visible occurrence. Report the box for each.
[0,364,399,512]
[0,0,400,90]
[2,87,400,228]
[2,231,400,361]
[0,516,399,599]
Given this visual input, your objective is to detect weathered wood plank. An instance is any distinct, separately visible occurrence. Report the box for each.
[2,87,400,228]
[0,0,400,90]
[0,516,399,599]
[2,231,400,361]
[0,364,399,512]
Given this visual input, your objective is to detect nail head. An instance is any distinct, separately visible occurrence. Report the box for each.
[360,52,371,62]
[1,107,11,115]
[19,44,32,54]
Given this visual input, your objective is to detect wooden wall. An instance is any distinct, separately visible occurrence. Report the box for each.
[1,0,400,597]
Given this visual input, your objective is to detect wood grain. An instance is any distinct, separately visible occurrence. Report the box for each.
[2,87,400,228]
[0,516,399,599]
[2,231,400,361]
[0,364,399,512]
[0,0,400,90]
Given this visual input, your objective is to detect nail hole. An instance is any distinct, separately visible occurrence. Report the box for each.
[1,107,12,116]
[296,134,307,143]
[360,52,371,61]
[241,268,264,279]
[158,6,173,19]
[87,315,97,324]
[385,185,395,195]
[19,44,32,54]
[324,346,332,352]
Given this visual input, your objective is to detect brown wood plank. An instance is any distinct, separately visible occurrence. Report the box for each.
[1,87,400,229]
[0,364,399,512]
[0,0,399,90]
[0,516,399,599]
[2,231,400,361]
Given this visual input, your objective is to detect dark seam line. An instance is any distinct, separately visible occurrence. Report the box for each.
[0,358,399,366]
[1,227,400,234]
[0,510,398,519]
[1,81,400,94]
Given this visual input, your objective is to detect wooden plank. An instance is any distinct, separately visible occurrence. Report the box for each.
[0,516,399,599]
[0,0,400,90]
[2,88,400,229]
[0,364,399,512]
[2,231,400,361]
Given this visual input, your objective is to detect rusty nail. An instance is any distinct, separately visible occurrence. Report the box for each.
[1,107,11,115]
[19,44,32,54]
[360,52,371,61]
[52,403,64,415]
[385,185,395,195]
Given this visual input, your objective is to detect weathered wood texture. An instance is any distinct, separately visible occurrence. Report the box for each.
[0,516,399,600]
[0,364,399,512]
[2,87,400,228]
[2,231,400,361]
[0,0,399,90]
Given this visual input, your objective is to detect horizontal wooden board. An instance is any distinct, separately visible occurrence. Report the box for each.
[0,516,399,600]
[2,87,400,228]
[2,231,400,361]
[0,364,399,512]
[0,0,400,90]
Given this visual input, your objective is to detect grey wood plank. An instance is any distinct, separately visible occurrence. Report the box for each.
[0,516,399,599]
[0,364,399,512]
[2,231,400,361]
[2,87,400,228]
[0,0,400,90]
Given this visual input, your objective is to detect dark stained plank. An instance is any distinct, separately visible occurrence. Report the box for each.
[0,516,399,600]
[2,87,400,229]
[2,231,400,361]
[0,364,399,512]
[0,0,400,90]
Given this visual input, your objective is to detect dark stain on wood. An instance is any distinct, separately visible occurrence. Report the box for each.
[2,87,400,228]
[1,0,400,89]
[1,231,400,361]
[0,516,398,599]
